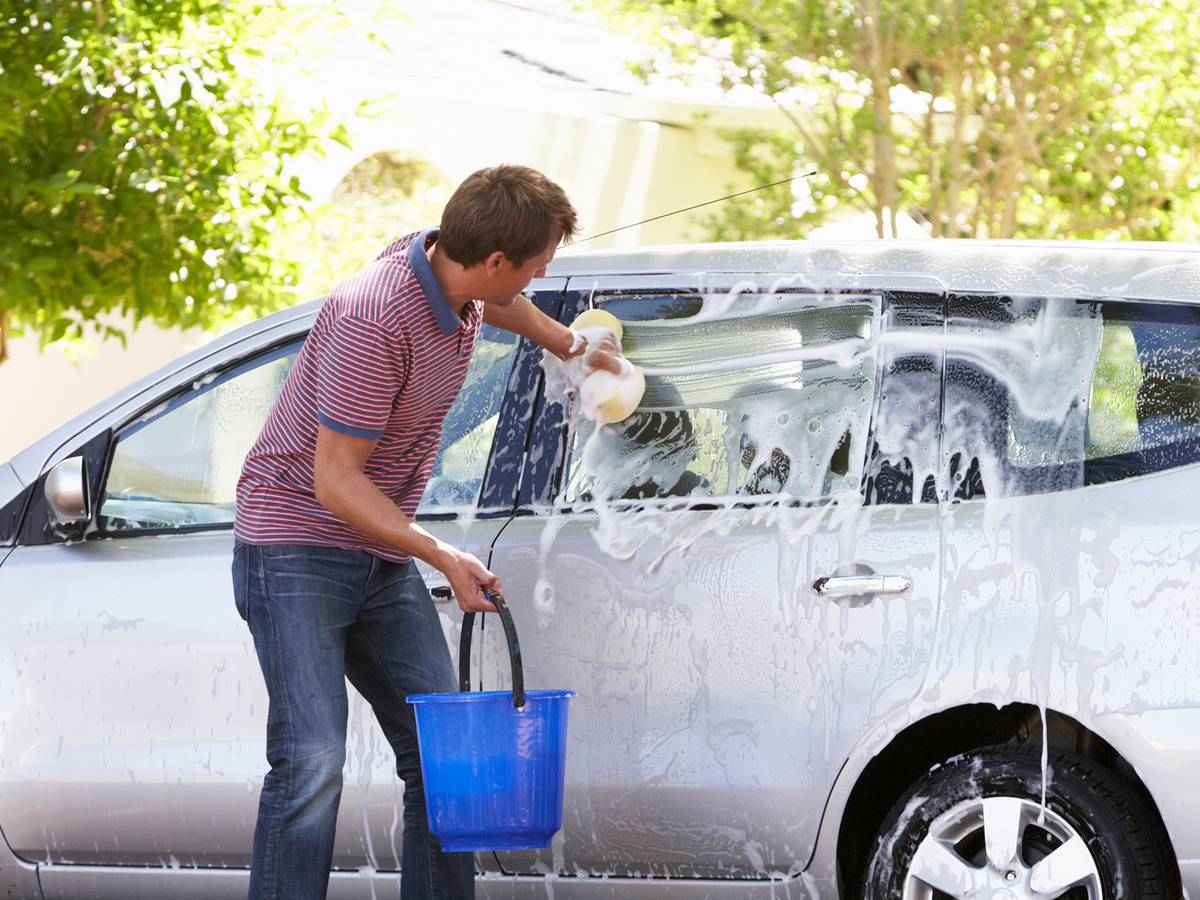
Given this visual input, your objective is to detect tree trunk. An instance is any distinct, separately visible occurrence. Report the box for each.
[946,72,966,237]
[0,309,9,367]
[864,0,897,238]
[925,77,941,236]
[943,0,967,237]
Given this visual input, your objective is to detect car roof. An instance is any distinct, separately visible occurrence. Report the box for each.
[549,238,1200,304]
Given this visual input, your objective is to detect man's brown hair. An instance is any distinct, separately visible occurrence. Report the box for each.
[438,165,578,268]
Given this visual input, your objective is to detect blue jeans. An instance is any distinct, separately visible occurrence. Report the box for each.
[232,541,474,900]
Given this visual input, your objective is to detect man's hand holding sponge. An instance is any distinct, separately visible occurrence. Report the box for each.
[559,309,646,424]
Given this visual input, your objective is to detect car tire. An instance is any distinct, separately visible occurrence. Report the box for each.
[861,743,1175,899]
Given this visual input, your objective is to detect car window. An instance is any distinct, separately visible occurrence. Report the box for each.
[418,324,521,512]
[560,292,882,506]
[97,322,522,532]
[1083,300,1200,481]
[945,296,1200,498]
[99,342,301,532]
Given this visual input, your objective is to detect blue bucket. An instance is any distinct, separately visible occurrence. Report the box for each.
[408,592,574,852]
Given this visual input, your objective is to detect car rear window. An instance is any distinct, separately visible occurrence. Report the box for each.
[946,295,1200,498]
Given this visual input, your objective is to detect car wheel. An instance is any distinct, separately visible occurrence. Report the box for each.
[861,744,1174,899]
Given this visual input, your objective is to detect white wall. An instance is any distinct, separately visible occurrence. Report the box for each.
[0,320,205,462]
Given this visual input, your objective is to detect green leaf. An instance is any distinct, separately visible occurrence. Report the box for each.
[43,170,81,190]
[49,317,73,342]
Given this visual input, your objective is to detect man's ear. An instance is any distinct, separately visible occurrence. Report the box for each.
[484,250,508,275]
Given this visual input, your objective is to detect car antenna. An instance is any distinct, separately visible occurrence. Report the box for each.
[571,170,818,245]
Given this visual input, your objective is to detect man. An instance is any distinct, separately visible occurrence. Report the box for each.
[231,165,620,900]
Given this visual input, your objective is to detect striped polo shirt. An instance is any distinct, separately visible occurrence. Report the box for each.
[234,228,483,562]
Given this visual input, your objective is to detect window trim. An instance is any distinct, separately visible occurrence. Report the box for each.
[76,284,565,538]
[429,282,568,519]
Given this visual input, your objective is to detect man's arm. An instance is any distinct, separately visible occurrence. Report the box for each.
[312,425,498,613]
[484,294,623,370]
[483,294,577,358]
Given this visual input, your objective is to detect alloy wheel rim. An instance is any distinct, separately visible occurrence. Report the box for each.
[900,795,1103,899]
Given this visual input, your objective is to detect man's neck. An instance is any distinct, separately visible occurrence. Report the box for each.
[427,241,478,317]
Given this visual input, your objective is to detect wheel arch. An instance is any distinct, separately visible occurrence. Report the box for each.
[833,702,1181,899]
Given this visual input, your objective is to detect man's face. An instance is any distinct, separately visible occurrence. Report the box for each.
[488,233,560,305]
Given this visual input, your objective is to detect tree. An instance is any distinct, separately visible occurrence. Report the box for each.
[598,0,1200,241]
[0,0,348,365]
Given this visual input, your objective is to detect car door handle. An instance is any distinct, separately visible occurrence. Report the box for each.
[813,574,912,597]
[430,585,454,603]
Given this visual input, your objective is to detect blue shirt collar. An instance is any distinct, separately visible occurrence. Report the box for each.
[409,227,461,337]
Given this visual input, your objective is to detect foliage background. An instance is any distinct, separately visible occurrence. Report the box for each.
[6,0,1200,369]
[0,0,359,364]
[594,0,1200,242]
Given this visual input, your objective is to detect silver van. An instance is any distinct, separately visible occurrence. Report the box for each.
[1,240,1198,899]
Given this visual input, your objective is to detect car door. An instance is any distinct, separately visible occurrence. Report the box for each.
[0,283,561,876]
[938,291,1200,733]
[481,275,944,880]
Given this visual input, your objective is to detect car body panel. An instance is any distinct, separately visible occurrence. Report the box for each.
[486,503,939,880]
[1093,707,1200,876]
[934,469,1200,854]
[0,280,567,878]
[0,464,28,554]
[36,866,828,899]
[0,823,40,900]
[483,277,944,880]
[805,441,1200,894]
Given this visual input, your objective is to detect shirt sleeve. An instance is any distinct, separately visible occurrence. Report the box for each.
[316,315,408,440]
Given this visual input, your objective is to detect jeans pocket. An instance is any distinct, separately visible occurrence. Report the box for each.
[232,542,250,623]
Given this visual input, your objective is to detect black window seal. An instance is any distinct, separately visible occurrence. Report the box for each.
[0,482,35,547]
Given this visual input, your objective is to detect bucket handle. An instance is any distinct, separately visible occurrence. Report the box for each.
[459,590,525,709]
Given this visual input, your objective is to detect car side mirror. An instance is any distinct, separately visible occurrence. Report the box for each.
[44,456,91,539]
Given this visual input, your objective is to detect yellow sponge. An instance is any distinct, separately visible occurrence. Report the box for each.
[580,366,646,424]
[570,308,623,342]
[567,307,643,423]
